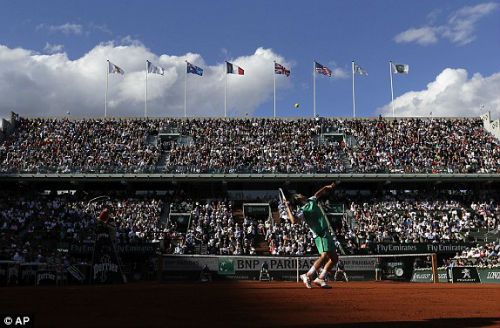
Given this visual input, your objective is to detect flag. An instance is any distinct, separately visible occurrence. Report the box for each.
[275,62,290,76]
[226,61,244,75]
[108,61,124,75]
[315,61,332,77]
[353,63,368,75]
[391,62,409,74]
[187,61,203,76]
[480,112,490,123]
[147,60,164,75]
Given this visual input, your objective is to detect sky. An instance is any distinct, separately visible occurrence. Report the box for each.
[0,0,498,119]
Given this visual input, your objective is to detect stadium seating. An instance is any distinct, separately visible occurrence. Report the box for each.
[3,116,498,174]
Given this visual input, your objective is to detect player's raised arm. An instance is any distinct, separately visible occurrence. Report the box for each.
[284,199,299,224]
[314,182,335,199]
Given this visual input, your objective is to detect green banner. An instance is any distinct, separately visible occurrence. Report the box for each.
[218,258,235,275]
[477,268,500,284]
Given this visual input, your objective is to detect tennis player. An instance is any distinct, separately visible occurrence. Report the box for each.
[285,183,339,289]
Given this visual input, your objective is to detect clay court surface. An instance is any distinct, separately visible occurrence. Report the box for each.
[1,281,499,327]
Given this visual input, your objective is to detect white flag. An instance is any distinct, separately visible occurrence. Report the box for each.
[353,63,368,75]
[480,112,490,123]
[147,60,165,75]
[391,62,409,74]
[108,61,124,75]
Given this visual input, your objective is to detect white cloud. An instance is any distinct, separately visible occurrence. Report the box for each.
[43,42,64,54]
[394,27,438,46]
[332,67,349,79]
[0,43,292,118]
[37,23,83,35]
[443,2,498,45]
[394,2,498,46]
[377,68,500,117]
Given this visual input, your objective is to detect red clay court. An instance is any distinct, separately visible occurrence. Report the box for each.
[1,281,499,327]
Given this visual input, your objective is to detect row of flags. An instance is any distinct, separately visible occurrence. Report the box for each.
[108,60,204,76]
[106,58,410,118]
[108,60,290,77]
[108,59,410,78]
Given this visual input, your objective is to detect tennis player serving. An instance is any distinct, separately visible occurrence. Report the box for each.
[285,183,339,289]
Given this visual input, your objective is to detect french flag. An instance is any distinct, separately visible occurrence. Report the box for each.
[226,61,244,75]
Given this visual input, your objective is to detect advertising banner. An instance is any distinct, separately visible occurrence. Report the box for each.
[162,255,376,281]
[411,269,448,283]
[477,268,500,284]
[91,226,124,284]
[451,266,480,283]
[36,270,57,286]
[375,243,475,254]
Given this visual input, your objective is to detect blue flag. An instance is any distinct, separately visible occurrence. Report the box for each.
[187,62,203,76]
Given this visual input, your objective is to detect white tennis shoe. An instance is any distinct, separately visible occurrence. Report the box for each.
[313,278,332,289]
[300,274,313,289]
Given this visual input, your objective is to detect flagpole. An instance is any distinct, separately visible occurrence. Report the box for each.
[313,60,316,117]
[273,61,276,118]
[105,60,108,117]
[224,62,227,118]
[389,60,395,117]
[184,61,187,118]
[352,61,356,118]
[145,61,148,118]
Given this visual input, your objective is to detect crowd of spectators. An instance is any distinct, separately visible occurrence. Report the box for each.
[445,242,500,267]
[342,193,499,252]
[0,193,163,263]
[162,118,345,173]
[265,201,316,255]
[0,118,160,173]
[343,118,500,173]
[164,200,260,255]
[1,190,499,262]
[2,116,500,174]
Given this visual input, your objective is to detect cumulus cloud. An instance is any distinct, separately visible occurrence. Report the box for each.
[0,42,292,118]
[377,68,500,117]
[43,42,64,54]
[36,23,83,35]
[394,2,498,46]
[394,27,438,46]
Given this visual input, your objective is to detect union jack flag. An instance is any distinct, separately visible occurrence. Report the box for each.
[315,61,332,77]
[274,62,290,76]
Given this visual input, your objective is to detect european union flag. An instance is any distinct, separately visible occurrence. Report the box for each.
[187,62,203,76]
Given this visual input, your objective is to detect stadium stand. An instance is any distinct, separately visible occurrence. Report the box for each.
[3,116,499,174]
[0,192,163,262]
[1,114,500,285]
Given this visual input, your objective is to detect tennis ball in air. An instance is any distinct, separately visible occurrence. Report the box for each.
[294,103,299,108]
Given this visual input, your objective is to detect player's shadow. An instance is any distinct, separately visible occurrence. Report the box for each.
[290,317,499,328]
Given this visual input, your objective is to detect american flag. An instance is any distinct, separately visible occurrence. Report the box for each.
[274,62,290,76]
[315,61,332,77]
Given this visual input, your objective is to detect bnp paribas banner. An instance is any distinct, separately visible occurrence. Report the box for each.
[164,255,375,272]
[162,255,376,281]
[375,243,475,254]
